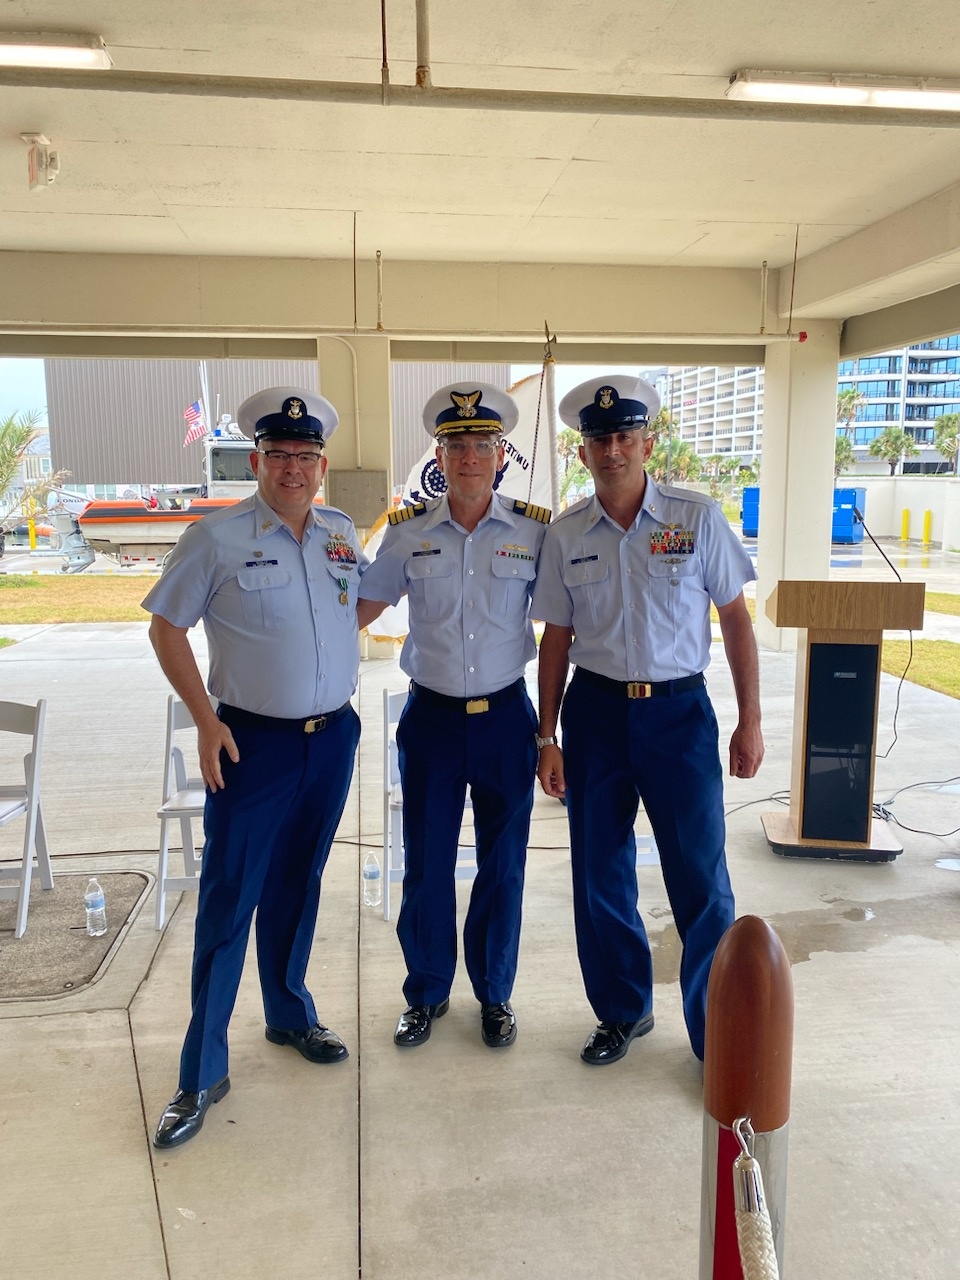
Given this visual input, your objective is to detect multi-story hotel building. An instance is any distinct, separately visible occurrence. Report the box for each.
[665,336,960,474]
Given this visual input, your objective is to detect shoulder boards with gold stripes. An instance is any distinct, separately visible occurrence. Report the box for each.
[511,498,552,524]
[387,502,428,526]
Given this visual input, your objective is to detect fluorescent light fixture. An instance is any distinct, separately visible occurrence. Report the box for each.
[727,69,960,111]
[0,31,112,70]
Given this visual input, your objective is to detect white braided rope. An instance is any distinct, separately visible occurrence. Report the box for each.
[734,1152,780,1280]
[736,1201,780,1280]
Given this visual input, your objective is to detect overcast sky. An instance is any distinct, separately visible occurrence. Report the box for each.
[0,358,46,422]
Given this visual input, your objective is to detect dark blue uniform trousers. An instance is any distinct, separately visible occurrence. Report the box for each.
[561,670,733,1060]
[179,707,360,1092]
[395,684,538,1008]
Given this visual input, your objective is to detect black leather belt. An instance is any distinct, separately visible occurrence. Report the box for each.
[574,668,705,699]
[409,677,525,715]
[218,702,352,734]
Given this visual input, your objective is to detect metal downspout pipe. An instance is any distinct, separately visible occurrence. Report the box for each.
[3,66,960,130]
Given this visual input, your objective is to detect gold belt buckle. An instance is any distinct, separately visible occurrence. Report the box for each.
[465,698,490,715]
[626,682,652,699]
[304,715,326,733]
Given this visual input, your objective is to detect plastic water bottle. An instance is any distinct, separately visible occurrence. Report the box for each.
[84,877,107,937]
[361,852,382,908]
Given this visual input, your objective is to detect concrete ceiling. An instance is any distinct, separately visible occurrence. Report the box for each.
[3,1,960,328]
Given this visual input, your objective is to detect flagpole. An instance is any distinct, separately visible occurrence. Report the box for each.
[543,352,560,513]
[198,361,213,438]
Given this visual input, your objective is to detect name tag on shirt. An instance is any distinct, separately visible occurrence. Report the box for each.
[569,554,599,565]
[245,559,278,567]
[411,548,441,557]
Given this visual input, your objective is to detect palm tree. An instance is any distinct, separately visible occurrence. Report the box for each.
[834,435,855,478]
[836,388,865,436]
[556,426,590,503]
[647,434,699,483]
[646,406,673,444]
[867,426,920,475]
[933,412,959,475]
[0,410,68,533]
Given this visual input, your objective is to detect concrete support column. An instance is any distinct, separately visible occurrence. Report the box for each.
[756,322,842,651]
[942,478,960,552]
[315,334,393,486]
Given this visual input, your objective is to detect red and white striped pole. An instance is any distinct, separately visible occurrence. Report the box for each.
[699,915,794,1279]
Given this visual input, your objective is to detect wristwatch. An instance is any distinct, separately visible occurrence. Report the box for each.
[535,734,558,750]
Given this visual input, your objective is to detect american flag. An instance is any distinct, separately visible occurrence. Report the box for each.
[182,400,206,446]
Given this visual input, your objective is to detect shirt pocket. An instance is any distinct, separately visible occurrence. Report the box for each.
[236,566,292,630]
[490,553,536,615]
[323,558,363,611]
[405,554,456,621]
[646,556,703,624]
[561,556,610,626]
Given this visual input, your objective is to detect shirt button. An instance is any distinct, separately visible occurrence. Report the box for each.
[468,569,474,575]
[670,579,679,586]
[469,666,475,673]
[630,602,636,609]
[512,568,518,575]
[426,568,432,575]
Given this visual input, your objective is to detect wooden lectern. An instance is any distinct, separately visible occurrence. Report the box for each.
[762,580,925,862]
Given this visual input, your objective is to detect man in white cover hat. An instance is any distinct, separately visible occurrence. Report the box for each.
[144,386,366,1147]
[530,374,763,1068]
[358,382,550,1052]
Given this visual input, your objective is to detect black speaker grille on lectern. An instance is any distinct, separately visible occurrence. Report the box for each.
[801,643,878,842]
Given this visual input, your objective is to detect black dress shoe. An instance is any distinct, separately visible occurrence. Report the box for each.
[265,1023,349,1064]
[153,1076,230,1149]
[394,999,450,1047]
[580,1014,655,1066]
[480,1002,517,1048]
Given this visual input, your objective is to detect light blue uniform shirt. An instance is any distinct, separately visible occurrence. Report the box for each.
[143,493,367,717]
[358,492,547,698]
[530,477,756,682]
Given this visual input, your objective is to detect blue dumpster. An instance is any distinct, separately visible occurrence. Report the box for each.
[738,487,865,543]
[832,488,865,544]
[740,486,760,538]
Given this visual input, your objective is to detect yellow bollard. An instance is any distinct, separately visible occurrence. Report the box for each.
[28,517,37,550]
[922,509,933,547]
[900,508,910,542]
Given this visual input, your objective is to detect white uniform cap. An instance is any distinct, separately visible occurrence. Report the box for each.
[422,381,519,439]
[237,386,339,445]
[558,375,661,436]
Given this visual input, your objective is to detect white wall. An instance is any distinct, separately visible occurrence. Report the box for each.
[854,476,960,545]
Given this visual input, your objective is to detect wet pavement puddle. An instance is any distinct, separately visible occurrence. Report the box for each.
[649,889,960,983]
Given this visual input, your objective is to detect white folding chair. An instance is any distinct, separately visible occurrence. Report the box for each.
[0,699,54,938]
[382,687,476,922]
[155,694,214,929]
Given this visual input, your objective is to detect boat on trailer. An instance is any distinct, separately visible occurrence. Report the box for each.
[76,496,239,567]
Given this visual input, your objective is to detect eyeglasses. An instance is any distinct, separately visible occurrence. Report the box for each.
[440,437,501,459]
[257,449,323,467]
